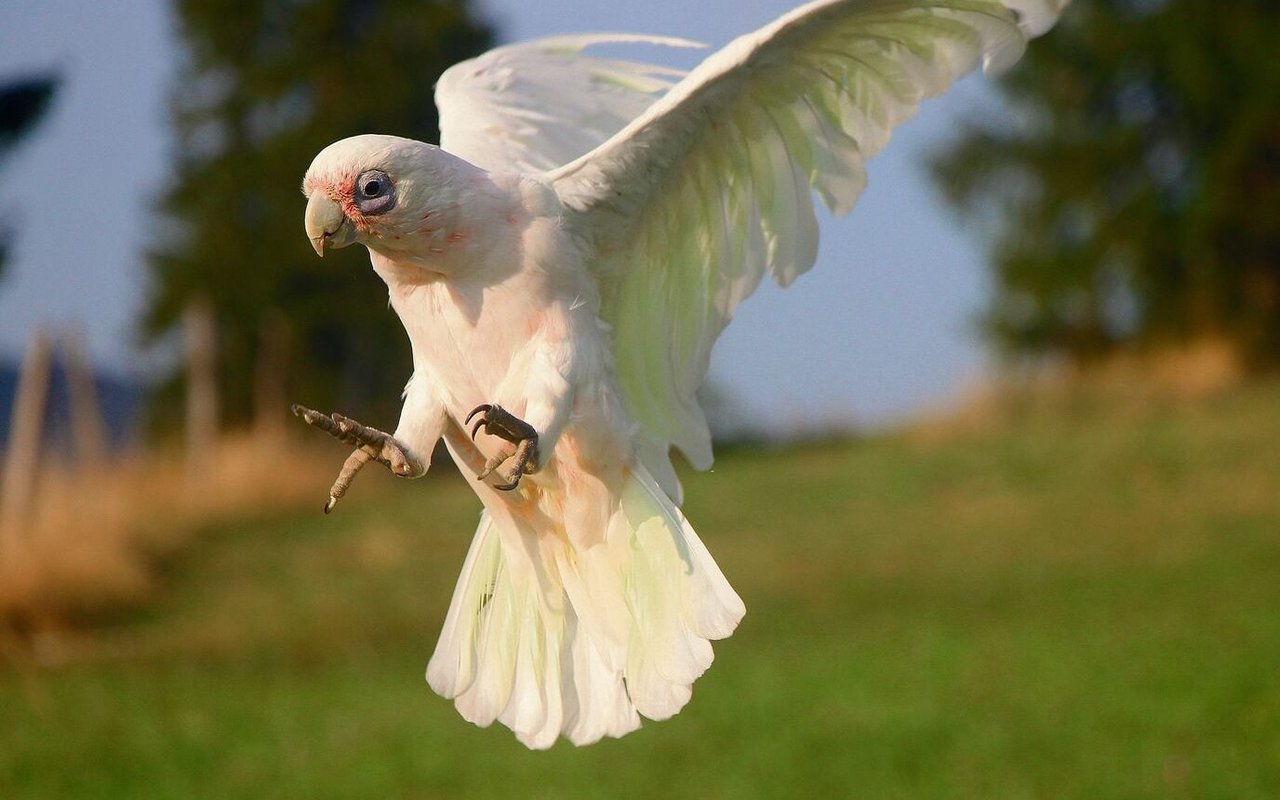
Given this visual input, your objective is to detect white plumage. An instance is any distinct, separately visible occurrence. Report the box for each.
[298,0,1069,749]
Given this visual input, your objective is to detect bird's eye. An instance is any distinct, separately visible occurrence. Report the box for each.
[354,169,396,215]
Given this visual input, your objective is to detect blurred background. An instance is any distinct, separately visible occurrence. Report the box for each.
[1,0,1277,797]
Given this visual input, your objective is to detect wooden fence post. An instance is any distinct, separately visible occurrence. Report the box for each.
[61,328,108,469]
[253,311,290,441]
[184,297,218,483]
[1,329,54,545]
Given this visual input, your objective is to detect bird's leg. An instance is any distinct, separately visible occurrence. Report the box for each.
[465,403,539,491]
[291,404,425,513]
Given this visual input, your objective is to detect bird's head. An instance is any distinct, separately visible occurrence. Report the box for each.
[301,134,463,260]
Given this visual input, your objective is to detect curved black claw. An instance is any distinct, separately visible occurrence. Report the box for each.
[465,403,539,491]
[466,404,493,440]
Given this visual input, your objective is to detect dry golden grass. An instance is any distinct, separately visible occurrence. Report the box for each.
[0,432,347,635]
[908,338,1246,444]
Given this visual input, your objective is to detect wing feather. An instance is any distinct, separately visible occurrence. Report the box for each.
[434,34,703,172]
[550,0,1068,498]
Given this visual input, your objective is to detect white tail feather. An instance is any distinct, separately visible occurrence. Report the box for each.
[426,466,745,748]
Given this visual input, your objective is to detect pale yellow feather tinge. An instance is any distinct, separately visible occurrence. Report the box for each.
[545,0,1069,502]
[426,466,744,749]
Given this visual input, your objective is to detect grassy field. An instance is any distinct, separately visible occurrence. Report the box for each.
[2,381,1279,798]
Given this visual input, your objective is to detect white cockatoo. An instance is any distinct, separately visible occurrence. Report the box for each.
[294,0,1069,749]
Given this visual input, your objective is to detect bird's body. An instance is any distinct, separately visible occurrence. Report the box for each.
[304,135,744,747]
[296,0,1069,749]
[314,142,633,549]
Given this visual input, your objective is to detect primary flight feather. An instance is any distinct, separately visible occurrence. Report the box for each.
[295,0,1069,749]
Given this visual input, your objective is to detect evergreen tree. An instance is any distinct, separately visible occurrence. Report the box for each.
[145,0,492,429]
[931,0,1280,366]
[0,73,59,277]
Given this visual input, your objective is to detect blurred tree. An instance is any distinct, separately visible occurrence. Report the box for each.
[144,0,492,431]
[932,0,1280,367]
[0,73,59,278]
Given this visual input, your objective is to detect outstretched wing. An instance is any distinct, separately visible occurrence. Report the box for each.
[550,0,1068,500]
[434,34,704,173]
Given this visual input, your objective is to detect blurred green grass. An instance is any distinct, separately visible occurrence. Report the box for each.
[3,382,1279,799]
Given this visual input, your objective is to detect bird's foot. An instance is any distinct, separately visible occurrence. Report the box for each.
[465,403,539,491]
[291,403,424,513]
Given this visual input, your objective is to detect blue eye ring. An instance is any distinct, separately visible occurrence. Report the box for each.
[354,169,395,215]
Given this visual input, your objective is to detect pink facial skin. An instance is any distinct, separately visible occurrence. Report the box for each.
[303,169,377,234]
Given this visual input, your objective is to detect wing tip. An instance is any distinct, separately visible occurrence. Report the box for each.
[532,32,708,53]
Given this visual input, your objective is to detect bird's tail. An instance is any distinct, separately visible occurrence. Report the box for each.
[426,465,745,749]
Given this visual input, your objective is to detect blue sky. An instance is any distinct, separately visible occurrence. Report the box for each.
[0,0,1008,431]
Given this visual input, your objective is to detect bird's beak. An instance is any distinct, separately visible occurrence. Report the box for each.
[305,192,357,257]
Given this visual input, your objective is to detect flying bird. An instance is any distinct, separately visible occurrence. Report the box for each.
[294,0,1069,749]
